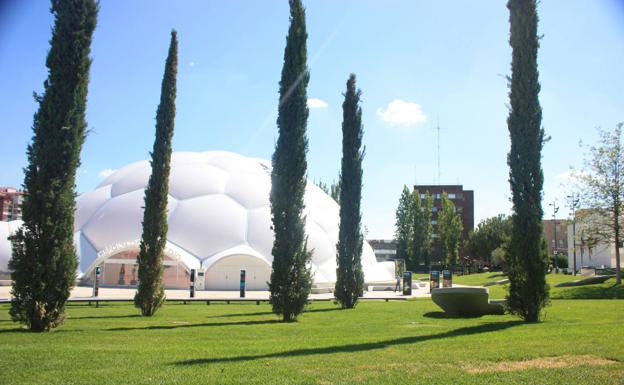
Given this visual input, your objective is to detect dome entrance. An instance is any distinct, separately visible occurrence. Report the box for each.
[204,254,271,291]
[97,250,191,289]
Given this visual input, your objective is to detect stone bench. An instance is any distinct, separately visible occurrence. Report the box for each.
[431,287,505,317]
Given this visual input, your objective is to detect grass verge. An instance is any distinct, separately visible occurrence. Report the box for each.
[0,299,622,384]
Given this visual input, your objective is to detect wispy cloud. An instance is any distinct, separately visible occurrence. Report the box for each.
[377,99,427,126]
[307,98,328,109]
[98,168,116,178]
[189,61,198,67]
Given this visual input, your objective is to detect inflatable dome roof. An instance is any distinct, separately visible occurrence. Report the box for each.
[70,151,393,289]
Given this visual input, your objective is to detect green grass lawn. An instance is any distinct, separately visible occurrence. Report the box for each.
[452,272,624,300]
[1,299,622,384]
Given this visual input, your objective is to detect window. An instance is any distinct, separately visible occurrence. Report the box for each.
[448,193,456,199]
[420,193,425,199]
[431,220,438,225]
[431,207,438,212]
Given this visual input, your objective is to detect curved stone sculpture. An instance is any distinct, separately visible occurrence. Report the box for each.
[431,287,505,317]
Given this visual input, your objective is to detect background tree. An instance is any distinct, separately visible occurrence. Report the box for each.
[269,0,312,322]
[134,31,178,316]
[438,193,463,266]
[8,0,98,332]
[409,189,433,271]
[506,0,549,322]
[422,192,434,270]
[574,123,624,284]
[335,74,365,309]
[465,214,512,265]
[330,176,341,204]
[394,185,412,264]
[314,176,340,204]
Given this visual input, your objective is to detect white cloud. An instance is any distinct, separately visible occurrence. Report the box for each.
[189,61,198,67]
[98,168,116,178]
[376,99,427,126]
[307,98,328,109]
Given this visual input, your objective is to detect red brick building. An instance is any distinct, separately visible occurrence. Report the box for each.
[413,185,474,240]
[414,184,474,261]
[543,219,569,257]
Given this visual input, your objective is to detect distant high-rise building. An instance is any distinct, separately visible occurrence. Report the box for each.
[0,187,24,221]
[414,184,474,260]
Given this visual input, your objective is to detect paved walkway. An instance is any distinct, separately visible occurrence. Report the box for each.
[0,282,433,301]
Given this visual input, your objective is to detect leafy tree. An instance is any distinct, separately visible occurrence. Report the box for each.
[574,123,624,284]
[269,0,312,322]
[315,176,340,204]
[421,192,434,269]
[506,0,549,322]
[8,0,98,332]
[394,185,412,263]
[330,176,341,204]
[316,180,329,195]
[134,31,178,316]
[466,214,512,264]
[335,74,365,309]
[438,193,463,266]
[409,189,433,271]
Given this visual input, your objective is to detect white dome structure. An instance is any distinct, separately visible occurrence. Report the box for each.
[70,151,394,290]
[0,220,22,280]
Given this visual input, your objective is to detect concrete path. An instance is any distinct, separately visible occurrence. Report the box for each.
[0,282,434,301]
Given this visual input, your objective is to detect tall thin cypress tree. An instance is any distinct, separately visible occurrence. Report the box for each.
[269,0,312,322]
[8,0,98,332]
[506,0,549,322]
[134,31,178,317]
[335,74,365,309]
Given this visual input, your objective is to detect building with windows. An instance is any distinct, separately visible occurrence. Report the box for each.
[413,184,474,243]
[543,219,568,258]
[566,211,624,272]
[0,187,24,221]
[0,151,395,289]
[367,239,398,262]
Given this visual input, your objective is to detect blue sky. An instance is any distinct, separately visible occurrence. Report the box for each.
[1,0,623,238]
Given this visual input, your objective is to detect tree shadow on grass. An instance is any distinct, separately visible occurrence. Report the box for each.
[553,281,624,300]
[173,320,523,366]
[107,319,281,332]
[208,307,342,319]
[69,314,142,320]
[423,312,485,319]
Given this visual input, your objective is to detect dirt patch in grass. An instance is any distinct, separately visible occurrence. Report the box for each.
[465,355,617,373]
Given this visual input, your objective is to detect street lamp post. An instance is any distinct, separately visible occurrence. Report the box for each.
[549,200,559,274]
[567,193,580,275]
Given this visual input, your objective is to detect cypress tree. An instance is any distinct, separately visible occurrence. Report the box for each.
[335,74,365,309]
[506,0,549,322]
[269,0,312,322]
[134,31,178,316]
[8,0,98,332]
